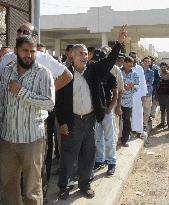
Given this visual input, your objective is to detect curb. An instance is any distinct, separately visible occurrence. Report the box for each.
[45,138,144,205]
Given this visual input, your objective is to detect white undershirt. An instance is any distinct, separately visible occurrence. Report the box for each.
[73,70,93,115]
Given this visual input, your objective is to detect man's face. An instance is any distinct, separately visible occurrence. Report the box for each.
[17,42,36,69]
[37,46,46,53]
[143,58,151,68]
[17,25,37,39]
[123,61,133,72]
[160,65,168,72]
[72,47,88,71]
[117,58,124,67]
[66,49,73,61]
[88,51,94,61]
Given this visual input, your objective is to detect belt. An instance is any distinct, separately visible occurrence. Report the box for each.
[73,111,95,120]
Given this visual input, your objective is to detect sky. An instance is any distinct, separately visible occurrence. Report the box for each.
[40,0,169,52]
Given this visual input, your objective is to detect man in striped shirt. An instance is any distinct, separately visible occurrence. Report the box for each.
[0,36,55,205]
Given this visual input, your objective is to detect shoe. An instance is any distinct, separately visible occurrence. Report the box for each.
[106,164,116,176]
[93,162,103,171]
[80,187,95,198]
[121,142,129,147]
[156,123,166,129]
[58,189,70,200]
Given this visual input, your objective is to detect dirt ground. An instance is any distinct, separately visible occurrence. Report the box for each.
[119,113,169,205]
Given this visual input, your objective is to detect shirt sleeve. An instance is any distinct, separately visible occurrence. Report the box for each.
[110,65,124,92]
[36,52,66,80]
[108,73,117,89]
[0,52,17,73]
[18,68,55,111]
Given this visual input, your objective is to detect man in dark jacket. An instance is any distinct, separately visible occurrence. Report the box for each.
[55,25,127,200]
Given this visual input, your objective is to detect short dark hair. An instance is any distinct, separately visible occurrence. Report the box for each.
[124,56,134,63]
[65,44,74,52]
[37,43,45,48]
[16,35,37,49]
[142,56,150,62]
[129,51,136,56]
[160,62,168,67]
[87,46,95,53]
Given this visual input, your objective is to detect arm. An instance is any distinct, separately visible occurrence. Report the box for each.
[94,25,127,80]
[36,52,73,90]
[115,90,123,116]
[55,68,73,90]
[0,52,16,72]
[107,88,118,113]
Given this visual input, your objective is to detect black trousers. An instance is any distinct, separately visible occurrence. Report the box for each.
[58,115,96,191]
[158,95,169,127]
[45,111,60,181]
[121,106,132,144]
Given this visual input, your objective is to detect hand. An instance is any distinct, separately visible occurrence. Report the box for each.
[60,124,69,135]
[115,106,122,116]
[106,107,112,114]
[124,84,131,91]
[128,82,134,89]
[8,80,22,96]
[141,96,146,104]
[118,24,127,44]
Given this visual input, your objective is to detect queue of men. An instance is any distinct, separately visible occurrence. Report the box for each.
[0,21,167,205]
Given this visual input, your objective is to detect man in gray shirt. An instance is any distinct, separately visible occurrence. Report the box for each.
[0,36,55,205]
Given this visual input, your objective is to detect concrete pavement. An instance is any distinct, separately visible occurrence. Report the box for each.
[44,137,144,205]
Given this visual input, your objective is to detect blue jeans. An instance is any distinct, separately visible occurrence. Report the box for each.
[95,113,116,165]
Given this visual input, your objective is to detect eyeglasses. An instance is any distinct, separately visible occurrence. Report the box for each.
[17,28,38,37]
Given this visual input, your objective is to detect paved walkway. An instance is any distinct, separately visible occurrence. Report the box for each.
[44,138,144,205]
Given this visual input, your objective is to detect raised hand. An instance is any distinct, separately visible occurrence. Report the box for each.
[118,24,127,44]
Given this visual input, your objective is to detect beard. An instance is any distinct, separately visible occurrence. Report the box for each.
[17,54,35,70]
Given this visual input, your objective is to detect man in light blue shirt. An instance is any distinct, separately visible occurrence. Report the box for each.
[142,56,154,131]
[121,56,139,146]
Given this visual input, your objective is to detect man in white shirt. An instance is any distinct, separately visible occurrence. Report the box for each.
[129,52,147,136]
[56,25,127,200]
[0,22,73,90]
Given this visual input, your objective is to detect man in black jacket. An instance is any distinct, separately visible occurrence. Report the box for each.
[55,25,127,200]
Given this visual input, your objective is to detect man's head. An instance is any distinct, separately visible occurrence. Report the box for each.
[148,56,156,66]
[142,57,151,69]
[123,56,134,72]
[160,62,168,72]
[101,46,111,57]
[71,44,88,72]
[37,43,46,53]
[65,44,74,62]
[116,55,125,68]
[15,35,37,70]
[17,22,38,39]
[87,47,95,62]
[129,51,138,65]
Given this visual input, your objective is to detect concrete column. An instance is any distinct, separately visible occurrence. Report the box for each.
[33,0,40,43]
[101,32,108,47]
[55,39,61,57]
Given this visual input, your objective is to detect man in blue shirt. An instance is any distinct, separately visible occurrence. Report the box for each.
[142,57,154,131]
[149,56,160,118]
[121,56,139,146]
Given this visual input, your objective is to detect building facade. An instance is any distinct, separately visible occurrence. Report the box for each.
[0,0,31,47]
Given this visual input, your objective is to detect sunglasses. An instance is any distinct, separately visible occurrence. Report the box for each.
[17,28,38,36]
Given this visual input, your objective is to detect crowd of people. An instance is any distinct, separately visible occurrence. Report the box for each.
[0,22,168,205]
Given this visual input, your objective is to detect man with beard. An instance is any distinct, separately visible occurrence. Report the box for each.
[0,35,55,205]
[0,22,73,90]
